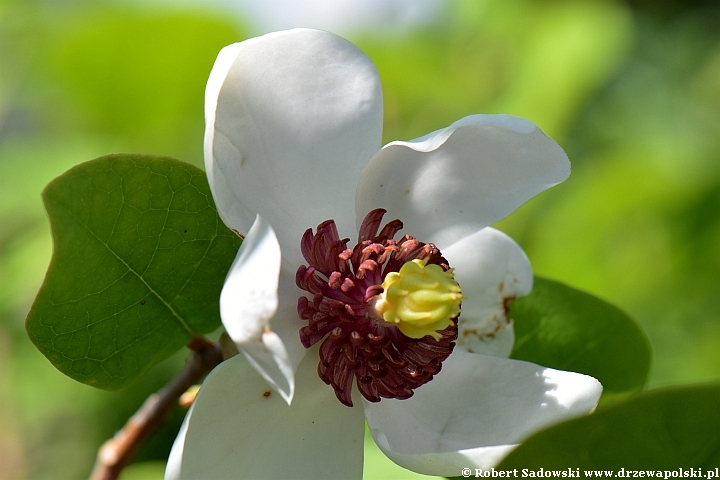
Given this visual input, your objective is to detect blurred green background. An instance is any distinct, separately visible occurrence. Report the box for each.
[1,0,719,478]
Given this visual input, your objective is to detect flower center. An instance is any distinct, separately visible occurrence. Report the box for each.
[374,259,462,341]
[296,208,460,407]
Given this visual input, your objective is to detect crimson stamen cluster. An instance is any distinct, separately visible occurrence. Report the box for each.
[296,208,458,407]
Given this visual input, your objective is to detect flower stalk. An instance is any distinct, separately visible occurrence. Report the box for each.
[89,338,223,480]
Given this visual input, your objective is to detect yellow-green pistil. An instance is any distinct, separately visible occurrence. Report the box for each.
[374,259,463,340]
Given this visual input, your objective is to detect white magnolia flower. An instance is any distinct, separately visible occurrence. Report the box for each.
[166,29,602,479]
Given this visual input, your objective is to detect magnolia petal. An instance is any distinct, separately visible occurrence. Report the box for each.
[363,350,602,476]
[443,227,532,358]
[220,215,303,404]
[205,28,383,266]
[165,402,193,480]
[166,348,366,480]
[355,115,569,248]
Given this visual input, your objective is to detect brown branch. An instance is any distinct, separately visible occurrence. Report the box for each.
[89,339,224,480]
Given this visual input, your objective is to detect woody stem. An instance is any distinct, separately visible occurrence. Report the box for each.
[88,338,223,480]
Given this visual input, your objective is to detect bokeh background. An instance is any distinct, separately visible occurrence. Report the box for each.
[1,0,719,478]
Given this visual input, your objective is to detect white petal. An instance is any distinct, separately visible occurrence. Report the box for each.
[205,29,383,266]
[220,215,304,404]
[166,347,366,480]
[355,115,569,248]
[443,227,533,358]
[363,350,602,476]
[165,402,192,480]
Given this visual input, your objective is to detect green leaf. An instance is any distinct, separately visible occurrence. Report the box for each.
[26,154,241,389]
[510,277,651,393]
[497,383,720,468]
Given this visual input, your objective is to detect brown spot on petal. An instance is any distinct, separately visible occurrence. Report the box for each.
[503,296,516,316]
[263,391,272,398]
[231,229,245,240]
[458,308,513,351]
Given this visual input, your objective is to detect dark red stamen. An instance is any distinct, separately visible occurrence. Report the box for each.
[297,208,458,407]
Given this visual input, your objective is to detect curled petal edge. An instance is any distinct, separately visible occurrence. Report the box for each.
[355,114,571,248]
[219,215,296,404]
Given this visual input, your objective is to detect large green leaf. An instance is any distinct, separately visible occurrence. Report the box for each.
[498,383,720,468]
[26,154,241,389]
[510,277,651,393]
